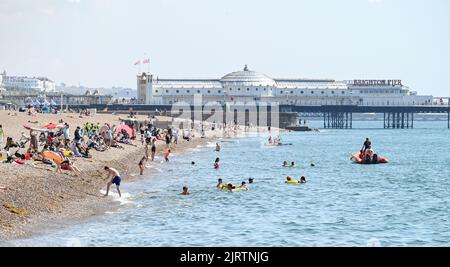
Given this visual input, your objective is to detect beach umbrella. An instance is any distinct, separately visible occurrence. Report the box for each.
[115,124,134,138]
[42,123,64,130]
[50,99,57,106]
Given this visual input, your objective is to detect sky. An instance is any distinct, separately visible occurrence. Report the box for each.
[0,0,449,96]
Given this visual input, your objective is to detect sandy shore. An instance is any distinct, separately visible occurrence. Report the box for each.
[0,110,269,241]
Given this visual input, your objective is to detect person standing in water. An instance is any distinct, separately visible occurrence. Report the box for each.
[104,166,122,198]
[215,143,221,152]
[165,149,171,162]
[151,139,156,161]
[138,156,147,175]
[214,157,220,169]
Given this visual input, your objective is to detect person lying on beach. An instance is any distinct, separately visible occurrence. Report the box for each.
[4,137,19,151]
[138,156,147,175]
[104,166,122,198]
[181,186,190,195]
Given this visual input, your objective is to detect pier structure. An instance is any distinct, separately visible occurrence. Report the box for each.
[66,104,450,129]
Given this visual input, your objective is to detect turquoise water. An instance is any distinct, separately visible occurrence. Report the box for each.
[8,121,450,247]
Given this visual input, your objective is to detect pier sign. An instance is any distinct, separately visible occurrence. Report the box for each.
[351,80,402,87]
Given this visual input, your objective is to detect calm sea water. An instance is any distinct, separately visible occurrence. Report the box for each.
[7,121,450,247]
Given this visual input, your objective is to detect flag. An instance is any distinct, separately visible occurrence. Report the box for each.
[143,58,150,64]
[134,60,140,66]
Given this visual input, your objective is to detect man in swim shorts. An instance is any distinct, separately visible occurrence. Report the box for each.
[104,166,122,197]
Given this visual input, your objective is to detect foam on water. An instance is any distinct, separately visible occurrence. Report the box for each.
[99,190,134,206]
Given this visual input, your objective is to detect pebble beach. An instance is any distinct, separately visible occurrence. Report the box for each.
[0,110,240,240]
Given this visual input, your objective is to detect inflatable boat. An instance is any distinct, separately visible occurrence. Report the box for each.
[351,152,389,164]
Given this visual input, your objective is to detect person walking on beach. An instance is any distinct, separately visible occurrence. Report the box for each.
[0,125,4,148]
[104,166,122,198]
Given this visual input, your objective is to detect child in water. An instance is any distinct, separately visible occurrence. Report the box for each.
[165,149,171,162]
[214,157,220,169]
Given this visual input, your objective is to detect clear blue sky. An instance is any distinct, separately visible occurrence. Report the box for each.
[1,0,449,96]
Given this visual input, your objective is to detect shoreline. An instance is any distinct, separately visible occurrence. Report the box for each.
[0,110,273,242]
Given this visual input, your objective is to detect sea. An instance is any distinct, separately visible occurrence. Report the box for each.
[7,121,450,247]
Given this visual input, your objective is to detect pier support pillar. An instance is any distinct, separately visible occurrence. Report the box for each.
[323,112,352,129]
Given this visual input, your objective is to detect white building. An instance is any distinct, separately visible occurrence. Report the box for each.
[137,65,433,106]
[0,71,56,92]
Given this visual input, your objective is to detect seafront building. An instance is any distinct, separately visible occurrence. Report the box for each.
[0,71,56,93]
[137,65,433,106]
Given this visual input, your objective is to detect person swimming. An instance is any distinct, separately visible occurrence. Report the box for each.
[217,178,225,188]
[248,178,254,184]
[239,181,248,191]
[214,157,220,169]
[285,176,299,184]
[300,176,306,184]
[191,161,195,165]
[181,186,190,195]
[282,161,288,167]
[291,162,295,167]
[227,183,236,192]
